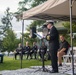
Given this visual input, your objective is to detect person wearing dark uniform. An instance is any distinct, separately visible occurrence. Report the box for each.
[23,42,32,59]
[46,21,59,73]
[32,42,38,59]
[57,35,70,66]
[39,42,47,60]
[14,43,22,60]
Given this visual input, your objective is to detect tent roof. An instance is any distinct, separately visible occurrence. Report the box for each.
[23,0,76,21]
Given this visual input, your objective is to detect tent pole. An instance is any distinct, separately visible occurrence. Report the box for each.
[21,19,24,69]
[69,0,74,75]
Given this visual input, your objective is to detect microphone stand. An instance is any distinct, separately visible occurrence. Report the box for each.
[35,38,49,72]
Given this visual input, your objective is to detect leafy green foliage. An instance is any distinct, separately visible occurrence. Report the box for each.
[1,7,13,32]
[63,22,76,46]
[23,32,37,46]
[2,29,20,52]
[0,8,14,51]
[63,22,76,33]
[31,0,47,7]
[18,0,47,9]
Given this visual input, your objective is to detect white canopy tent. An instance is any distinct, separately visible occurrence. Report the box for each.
[21,0,76,75]
[23,0,76,21]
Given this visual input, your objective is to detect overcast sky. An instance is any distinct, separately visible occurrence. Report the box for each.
[0,0,32,38]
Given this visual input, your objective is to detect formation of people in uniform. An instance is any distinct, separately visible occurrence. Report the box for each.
[14,41,47,60]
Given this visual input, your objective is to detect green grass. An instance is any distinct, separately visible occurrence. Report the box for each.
[0,56,51,71]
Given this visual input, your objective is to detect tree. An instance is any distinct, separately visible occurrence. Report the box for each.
[0,26,4,51]
[31,0,47,7]
[63,22,76,33]
[63,21,76,46]
[2,29,20,52]
[23,32,37,47]
[18,0,47,10]
[1,7,13,32]
[0,8,13,51]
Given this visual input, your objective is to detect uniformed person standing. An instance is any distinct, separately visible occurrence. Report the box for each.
[46,21,59,73]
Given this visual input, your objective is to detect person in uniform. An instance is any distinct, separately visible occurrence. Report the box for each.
[39,42,47,60]
[23,42,32,59]
[14,43,22,60]
[32,42,38,59]
[46,21,59,73]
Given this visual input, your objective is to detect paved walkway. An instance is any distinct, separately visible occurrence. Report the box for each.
[0,65,75,75]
